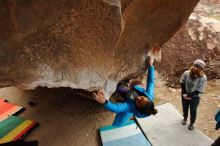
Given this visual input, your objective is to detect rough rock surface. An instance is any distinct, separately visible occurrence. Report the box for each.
[0,0,199,97]
[201,0,220,4]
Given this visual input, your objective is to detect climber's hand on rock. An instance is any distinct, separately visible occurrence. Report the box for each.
[147,46,160,66]
[149,57,154,66]
[93,90,106,104]
[146,56,154,66]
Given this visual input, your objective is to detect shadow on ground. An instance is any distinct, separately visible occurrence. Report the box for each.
[0,87,115,146]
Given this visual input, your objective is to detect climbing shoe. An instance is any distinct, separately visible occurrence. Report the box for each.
[182,119,187,125]
[188,124,194,130]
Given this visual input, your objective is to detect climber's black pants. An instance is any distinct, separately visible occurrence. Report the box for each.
[182,96,200,124]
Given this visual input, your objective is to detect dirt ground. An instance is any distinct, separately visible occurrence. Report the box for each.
[0,77,219,146]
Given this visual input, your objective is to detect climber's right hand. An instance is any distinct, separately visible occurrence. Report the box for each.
[93,90,107,104]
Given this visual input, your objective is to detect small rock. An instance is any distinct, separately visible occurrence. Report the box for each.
[28,101,37,107]
[168,87,177,92]
[86,133,89,137]
[169,84,175,88]
[204,127,208,130]
[217,105,220,108]
[203,102,207,104]
[211,94,216,97]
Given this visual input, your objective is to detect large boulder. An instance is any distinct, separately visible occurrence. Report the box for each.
[200,0,220,4]
[0,0,199,97]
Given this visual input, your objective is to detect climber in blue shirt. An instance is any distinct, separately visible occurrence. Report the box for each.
[93,56,158,126]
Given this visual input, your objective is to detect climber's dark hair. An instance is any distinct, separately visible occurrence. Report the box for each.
[138,101,158,116]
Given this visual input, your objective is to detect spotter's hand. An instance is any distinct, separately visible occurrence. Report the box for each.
[183,94,192,100]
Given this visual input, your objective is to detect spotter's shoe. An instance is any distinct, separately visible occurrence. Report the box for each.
[188,124,194,130]
[182,119,187,125]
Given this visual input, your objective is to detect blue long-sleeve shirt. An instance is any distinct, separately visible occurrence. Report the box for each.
[104,65,155,126]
